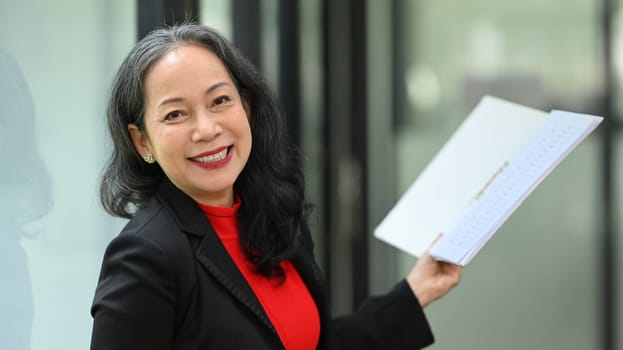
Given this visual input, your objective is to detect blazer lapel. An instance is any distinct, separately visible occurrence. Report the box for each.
[194,228,277,334]
[155,179,277,336]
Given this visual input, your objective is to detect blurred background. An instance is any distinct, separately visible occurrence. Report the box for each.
[0,0,620,349]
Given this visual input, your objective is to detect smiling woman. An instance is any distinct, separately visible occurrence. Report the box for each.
[90,23,461,350]
[128,46,252,207]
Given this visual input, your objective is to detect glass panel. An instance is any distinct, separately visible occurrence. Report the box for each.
[260,0,280,91]
[374,1,604,349]
[0,1,135,349]
[367,0,401,293]
[200,0,233,39]
[300,0,326,268]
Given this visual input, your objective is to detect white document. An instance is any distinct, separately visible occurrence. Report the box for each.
[373,96,603,266]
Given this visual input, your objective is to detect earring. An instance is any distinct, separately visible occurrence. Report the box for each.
[144,153,155,164]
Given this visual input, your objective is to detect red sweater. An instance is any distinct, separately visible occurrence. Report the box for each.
[197,200,320,349]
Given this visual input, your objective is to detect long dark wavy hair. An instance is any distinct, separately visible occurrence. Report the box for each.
[100,23,311,278]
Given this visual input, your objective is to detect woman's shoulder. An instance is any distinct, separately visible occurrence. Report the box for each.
[94,197,198,312]
[110,197,193,265]
[121,197,173,235]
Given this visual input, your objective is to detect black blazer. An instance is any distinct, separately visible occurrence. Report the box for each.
[91,179,434,349]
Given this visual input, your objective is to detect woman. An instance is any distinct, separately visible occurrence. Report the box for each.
[90,23,461,349]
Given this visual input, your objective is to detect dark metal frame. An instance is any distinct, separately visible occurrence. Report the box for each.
[601,1,618,349]
[348,0,370,307]
[278,0,302,149]
[321,0,370,310]
[232,0,262,68]
[137,0,199,40]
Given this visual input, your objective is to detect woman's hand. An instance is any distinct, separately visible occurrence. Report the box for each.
[406,245,462,308]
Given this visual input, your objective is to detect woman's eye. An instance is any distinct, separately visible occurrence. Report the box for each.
[164,111,183,120]
[214,95,231,106]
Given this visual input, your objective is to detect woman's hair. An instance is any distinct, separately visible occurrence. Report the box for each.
[100,23,311,278]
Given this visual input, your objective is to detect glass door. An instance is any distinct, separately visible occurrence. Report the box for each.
[368,1,611,349]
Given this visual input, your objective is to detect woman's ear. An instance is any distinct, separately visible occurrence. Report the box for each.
[128,124,151,159]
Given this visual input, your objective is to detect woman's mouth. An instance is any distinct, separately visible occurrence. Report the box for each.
[191,147,229,163]
[189,146,233,169]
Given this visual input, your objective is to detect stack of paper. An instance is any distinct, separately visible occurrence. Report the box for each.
[373,96,603,266]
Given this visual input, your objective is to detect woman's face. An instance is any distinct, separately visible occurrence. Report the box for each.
[129,45,252,207]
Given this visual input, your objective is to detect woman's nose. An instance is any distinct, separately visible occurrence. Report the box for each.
[191,113,223,142]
